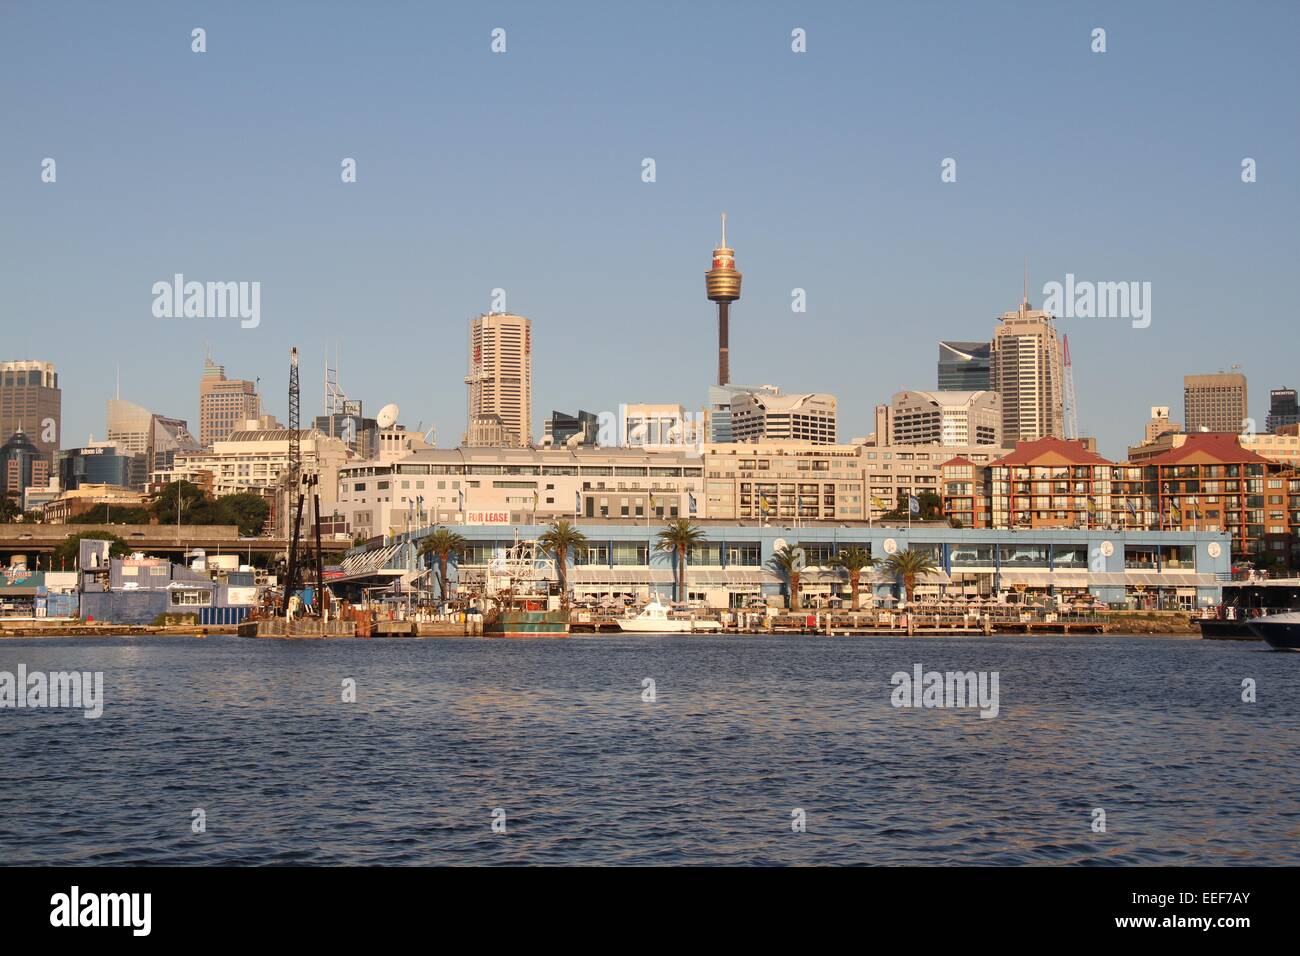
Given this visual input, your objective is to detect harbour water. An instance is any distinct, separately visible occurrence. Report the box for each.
[1,634,1296,865]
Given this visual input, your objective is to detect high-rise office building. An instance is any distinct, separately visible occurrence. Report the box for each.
[107,398,202,487]
[199,357,261,447]
[1184,372,1248,433]
[1,429,50,499]
[1266,387,1299,433]
[464,313,532,447]
[0,360,61,466]
[889,390,1002,446]
[989,297,1064,443]
[937,341,992,391]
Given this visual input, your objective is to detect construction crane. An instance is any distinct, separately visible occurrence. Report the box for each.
[1062,334,1079,440]
[282,347,304,614]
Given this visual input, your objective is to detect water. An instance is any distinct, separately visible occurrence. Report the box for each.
[1,634,1296,865]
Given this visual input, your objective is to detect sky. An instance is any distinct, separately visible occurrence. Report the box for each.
[2,0,1297,460]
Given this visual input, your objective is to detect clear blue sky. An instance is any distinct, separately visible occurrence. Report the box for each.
[3,0,1297,459]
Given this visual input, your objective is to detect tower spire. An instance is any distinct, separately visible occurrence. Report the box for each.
[721,212,727,248]
[1023,257,1030,309]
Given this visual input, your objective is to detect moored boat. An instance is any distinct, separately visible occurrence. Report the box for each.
[1246,611,1300,650]
[482,607,570,638]
[615,600,722,633]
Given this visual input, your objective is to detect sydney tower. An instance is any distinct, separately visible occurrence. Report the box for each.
[705,213,742,386]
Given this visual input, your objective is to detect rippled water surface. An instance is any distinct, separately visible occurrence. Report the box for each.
[1,634,1297,865]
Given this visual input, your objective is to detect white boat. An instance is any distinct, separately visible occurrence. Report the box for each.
[616,600,722,633]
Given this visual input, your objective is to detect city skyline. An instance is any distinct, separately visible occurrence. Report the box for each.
[3,2,1297,461]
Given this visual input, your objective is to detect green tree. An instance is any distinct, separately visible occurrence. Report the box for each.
[882,490,942,521]
[150,481,206,524]
[0,492,21,522]
[537,519,587,608]
[418,527,468,606]
[881,549,939,603]
[215,493,271,536]
[834,546,876,611]
[53,531,131,570]
[769,544,805,611]
[70,504,151,525]
[654,518,706,603]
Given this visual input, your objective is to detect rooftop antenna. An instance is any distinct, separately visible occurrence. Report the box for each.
[721,212,727,248]
[1022,257,1029,309]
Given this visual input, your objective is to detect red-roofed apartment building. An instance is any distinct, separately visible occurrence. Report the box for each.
[1144,433,1295,567]
[941,432,1300,570]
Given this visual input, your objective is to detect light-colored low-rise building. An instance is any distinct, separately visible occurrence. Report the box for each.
[889,389,1002,446]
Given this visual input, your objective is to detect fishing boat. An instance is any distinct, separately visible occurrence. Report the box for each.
[1246,611,1300,650]
[475,540,570,638]
[616,600,721,633]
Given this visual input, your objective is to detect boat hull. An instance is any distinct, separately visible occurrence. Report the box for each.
[616,619,722,633]
[483,609,570,638]
[1196,618,1260,641]
[1246,614,1300,651]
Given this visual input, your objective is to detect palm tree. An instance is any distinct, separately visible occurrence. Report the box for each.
[769,544,804,611]
[538,519,587,608]
[834,546,876,611]
[418,526,468,607]
[654,518,706,603]
[881,549,939,603]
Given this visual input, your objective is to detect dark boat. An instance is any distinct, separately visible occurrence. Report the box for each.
[1247,611,1300,650]
[1196,580,1300,640]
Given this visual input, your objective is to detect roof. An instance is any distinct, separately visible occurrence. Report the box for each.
[992,436,1113,467]
[1143,432,1271,466]
[940,456,978,468]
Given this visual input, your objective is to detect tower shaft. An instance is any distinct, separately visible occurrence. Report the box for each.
[717,302,730,386]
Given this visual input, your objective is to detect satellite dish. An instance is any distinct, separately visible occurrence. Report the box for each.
[376,403,399,429]
[628,423,648,444]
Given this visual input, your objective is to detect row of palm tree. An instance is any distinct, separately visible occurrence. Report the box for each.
[416,519,937,609]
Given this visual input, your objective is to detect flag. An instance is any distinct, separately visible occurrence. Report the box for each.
[458,487,466,511]
[532,490,539,510]
[759,494,772,515]
[688,491,697,515]
[575,490,581,514]
[908,495,920,516]
[1086,496,1097,514]
[1126,498,1137,515]
[871,496,888,510]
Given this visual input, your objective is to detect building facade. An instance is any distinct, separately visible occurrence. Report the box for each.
[199,357,261,447]
[1266,387,1299,433]
[0,360,61,466]
[730,392,837,444]
[706,383,780,443]
[335,446,706,540]
[937,341,991,391]
[943,433,1300,569]
[1184,372,1248,434]
[889,390,1001,447]
[465,312,532,447]
[1,430,50,500]
[989,299,1064,443]
[347,521,1232,611]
